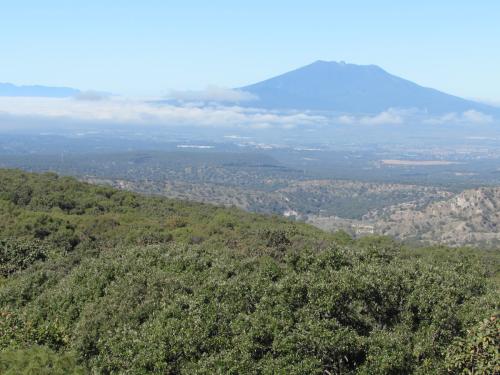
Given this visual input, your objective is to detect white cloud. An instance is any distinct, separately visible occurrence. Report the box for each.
[462,110,493,124]
[337,108,408,125]
[73,90,111,101]
[424,110,493,125]
[337,108,495,126]
[167,86,257,103]
[0,97,324,130]
[0,97,494,132]
[359,109,404,125]
[337,115,355,125]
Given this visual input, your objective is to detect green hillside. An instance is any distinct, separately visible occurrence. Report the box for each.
[0,169,498,374]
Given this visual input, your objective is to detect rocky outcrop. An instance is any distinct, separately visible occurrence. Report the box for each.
[373,187,500,247]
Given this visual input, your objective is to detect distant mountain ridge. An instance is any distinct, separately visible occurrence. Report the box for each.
[240,60,497,115]
[3,62,498,117]
[0,82,80,97]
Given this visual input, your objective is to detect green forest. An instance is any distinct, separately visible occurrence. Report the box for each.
[0,169,498,374]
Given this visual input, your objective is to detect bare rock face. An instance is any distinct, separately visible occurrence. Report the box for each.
[374,187,500,247]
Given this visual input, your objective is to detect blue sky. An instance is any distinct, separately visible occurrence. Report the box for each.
[2,1,499,101]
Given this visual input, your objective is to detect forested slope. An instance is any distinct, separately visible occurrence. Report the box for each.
[0,169,498,374]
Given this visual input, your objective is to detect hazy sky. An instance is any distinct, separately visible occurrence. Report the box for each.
[2,1,499,101]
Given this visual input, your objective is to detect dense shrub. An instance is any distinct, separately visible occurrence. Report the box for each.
[0,238,47,276]
[0,346,85,375]
[0,169,498,374]
[445,315,499,374]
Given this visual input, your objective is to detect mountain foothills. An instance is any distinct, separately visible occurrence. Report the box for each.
[311,186,500,248]
[368,187,500,247]
[240,60,498,115]
[0,169,498,374]
[2,150,500,248]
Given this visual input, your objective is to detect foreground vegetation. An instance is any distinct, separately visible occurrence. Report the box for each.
[0,169,498,374]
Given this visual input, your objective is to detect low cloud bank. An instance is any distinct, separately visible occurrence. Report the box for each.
[0,97,495,131]
[167,86,257,103]
[337,108,495,126]
[73,90,111,101]
[338,108,408,125]
[423,110,493,125]
[0,97,324,130]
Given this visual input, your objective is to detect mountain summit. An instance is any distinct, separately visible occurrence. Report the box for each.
[240,60,495,115]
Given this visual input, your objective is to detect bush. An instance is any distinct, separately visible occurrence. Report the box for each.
[0,169,498,374]
[445,315,499,374]
[0,238,47,277]
[0,346,86,375]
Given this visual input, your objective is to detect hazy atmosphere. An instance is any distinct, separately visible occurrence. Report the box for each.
[1,2,499,374]
[2,1,500,99]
